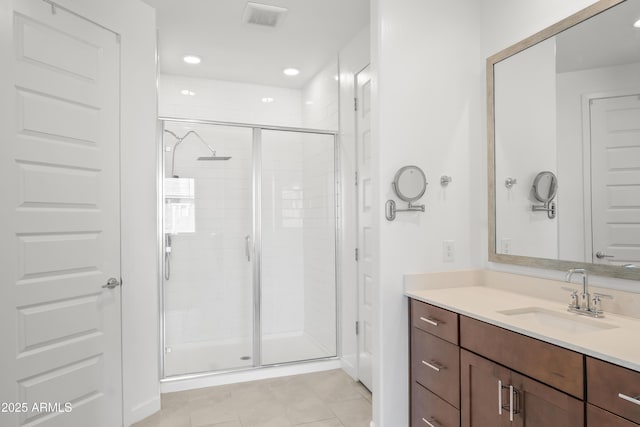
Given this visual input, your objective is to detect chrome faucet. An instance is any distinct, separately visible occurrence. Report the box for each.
[565,268,589,310]
[563,268,612,318]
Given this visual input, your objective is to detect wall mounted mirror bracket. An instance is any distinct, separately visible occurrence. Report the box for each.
[386,165,427,221]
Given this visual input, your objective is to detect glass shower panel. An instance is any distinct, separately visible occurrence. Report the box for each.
[260,129,337,365]
[162,121,254,377]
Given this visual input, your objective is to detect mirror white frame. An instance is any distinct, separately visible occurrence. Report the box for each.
[488,0,639,280]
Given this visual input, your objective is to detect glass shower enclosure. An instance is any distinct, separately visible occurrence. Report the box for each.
[160,118,338,378]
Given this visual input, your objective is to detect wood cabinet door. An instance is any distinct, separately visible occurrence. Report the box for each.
[461,349,511,427]
[511,372,584,427]
[587,404,640,427]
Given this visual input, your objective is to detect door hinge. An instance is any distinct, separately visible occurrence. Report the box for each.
[354,97,358,111]
[355,248,359,261]
[355,321,359,335]
[355,171,358,186]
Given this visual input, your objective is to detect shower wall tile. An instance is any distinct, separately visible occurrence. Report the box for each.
[159,74,302,128]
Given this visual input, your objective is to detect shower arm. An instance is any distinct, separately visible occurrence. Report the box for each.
[164,129,217,177]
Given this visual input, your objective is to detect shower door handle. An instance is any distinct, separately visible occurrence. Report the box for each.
[245,235,251,262]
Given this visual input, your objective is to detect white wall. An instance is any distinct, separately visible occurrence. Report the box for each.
[159,74,302,127]
[47,0,159,424]
[301,58,340,131]
[494,37,558,259]
[372,0,482,424]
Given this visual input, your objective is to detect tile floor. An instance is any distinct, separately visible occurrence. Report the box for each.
[133,369,372,427]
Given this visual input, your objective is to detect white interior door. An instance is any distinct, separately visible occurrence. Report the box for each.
[356,65,373,391]
[590,94,640,266]
[0,1,122,426]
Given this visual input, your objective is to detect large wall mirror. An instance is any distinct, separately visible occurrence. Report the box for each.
[488,0,640,280]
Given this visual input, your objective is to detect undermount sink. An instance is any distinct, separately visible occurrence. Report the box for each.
[497,307,618,334]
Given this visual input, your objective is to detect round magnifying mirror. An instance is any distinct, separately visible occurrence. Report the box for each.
[392,165,427,202]
[531,171,557,203]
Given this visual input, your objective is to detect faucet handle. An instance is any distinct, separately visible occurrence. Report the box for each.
[561,286,579,308]
[591,293,613,317]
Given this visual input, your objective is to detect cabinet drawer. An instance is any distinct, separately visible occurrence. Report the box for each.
[413,381,460,427]
[412,327,460,408]
[587,357,640,424]
[588,404,640,427]
[411,299,458,344]
[459,316,584,398]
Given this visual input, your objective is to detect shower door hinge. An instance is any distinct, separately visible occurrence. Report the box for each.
[355,248,359,261]
[354,97,358,111]
[355,321,359,335]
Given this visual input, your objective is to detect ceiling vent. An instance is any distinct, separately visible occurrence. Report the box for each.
[242,2,288,28]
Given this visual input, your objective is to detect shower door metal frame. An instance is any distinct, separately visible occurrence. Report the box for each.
[158,117,340,381]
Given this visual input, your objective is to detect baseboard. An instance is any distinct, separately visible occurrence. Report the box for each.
[126,395,161,426]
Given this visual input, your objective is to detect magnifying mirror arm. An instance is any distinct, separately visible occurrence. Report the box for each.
[385,200,425,221]
[531,201,556,219]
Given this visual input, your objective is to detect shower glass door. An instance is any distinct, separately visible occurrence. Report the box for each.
[260,130,337,365]
[162,120,254,376]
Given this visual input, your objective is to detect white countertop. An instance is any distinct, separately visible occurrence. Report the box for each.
[406,286,640,372]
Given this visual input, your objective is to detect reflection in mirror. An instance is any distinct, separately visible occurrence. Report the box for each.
[531,171,557,203]
[531,171,557,220]
[489,0,640,279]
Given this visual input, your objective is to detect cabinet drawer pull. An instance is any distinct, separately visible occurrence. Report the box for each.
[419,316,441,326]
[421,417,441,427]
[509,385,514,422]
[618,393,640,406]
[421,360,445,372]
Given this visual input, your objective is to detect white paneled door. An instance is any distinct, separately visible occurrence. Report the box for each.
[590,94,640,265]
[356,65,373,391]
[0,1,122,426]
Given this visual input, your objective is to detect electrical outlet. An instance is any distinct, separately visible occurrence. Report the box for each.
[443,240,455,262]
[501,238,512,254]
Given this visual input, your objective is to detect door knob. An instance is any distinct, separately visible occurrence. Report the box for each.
[595,251,614,259]
[102,277,121,289]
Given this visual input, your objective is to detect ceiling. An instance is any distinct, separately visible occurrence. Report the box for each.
[141,0,369,89]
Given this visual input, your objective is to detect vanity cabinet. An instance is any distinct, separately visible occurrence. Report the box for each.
[587,404,639,427]
[461,349,584,426]
[587,357,640,425]
[410,299,460,427]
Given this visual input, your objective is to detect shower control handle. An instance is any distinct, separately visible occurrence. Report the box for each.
[245,235,251,262]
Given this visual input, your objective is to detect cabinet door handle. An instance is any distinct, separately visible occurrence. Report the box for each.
[509,385,516,422]
[421,360,445,372]
[419,316,441,326]
[498,380,503,415]
[421,417,441,427]
[618,393,640,406]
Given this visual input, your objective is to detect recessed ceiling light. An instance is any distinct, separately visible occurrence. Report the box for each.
[283,67,300,76]
[305,100,314,105]
[183,55,201,64]
[180,89,196,96]
[634,18,640,28]
[261,97,275,103]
